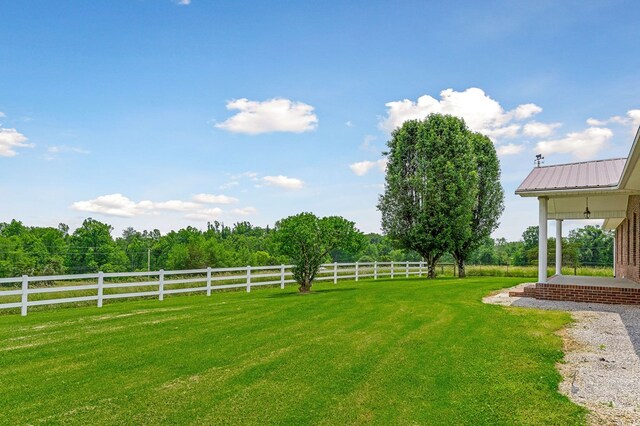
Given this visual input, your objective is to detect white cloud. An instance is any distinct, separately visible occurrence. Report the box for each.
[379,87,542,140]
[174,0,191,5]
[232,207,257,216]
[522,121,562,138]
[628,110,640,130]
[185,208,223,221]
[72,194,207,217]
[535,127,613,160]
[215,98,318,134]
[0,112,5,118]
[349,159,387,176]
[219,181,239,190]
[586,109,640,132]
[586,118,606,127]
[360,135,378,152]
[44,145,90,160]
[71,194,154,217]
[345,120,354,127]
[261,175,304,189]
[0,128,34,157]
[510,103,542,120]
[231,171,258,180]
[153,200,202,212]
[496,143,525,156]
[193,193,239,204]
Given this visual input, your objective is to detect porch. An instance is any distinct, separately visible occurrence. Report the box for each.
[509,275,640,305]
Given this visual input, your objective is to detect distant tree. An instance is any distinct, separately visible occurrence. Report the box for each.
[568,225,614,266]
[378,114,478,278]
[65,218,116,273]
[451,132,504,277]
[522,226,539,250]
[274,213,364,293]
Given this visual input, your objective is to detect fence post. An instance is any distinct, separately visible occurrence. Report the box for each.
[406,261,409,278]
[391,261,394,279]
[419,261,423,277]
[246,266,251,292]
[280,264,285,289]
[21,275,28,317]
[355,262,359,282]
[97,271,104,308]
[374,261,378,280]
[159,269,165,301]
[206,267,212,296]
[333,262,338,284]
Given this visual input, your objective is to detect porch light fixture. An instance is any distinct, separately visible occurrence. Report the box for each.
[583,197,591,219]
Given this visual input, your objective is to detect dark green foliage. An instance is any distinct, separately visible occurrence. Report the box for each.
[452,132,505,277]
[569,225,614,266]
[274,212,364,292]
[0,218,419,278]
[0,215,613,278]
[378,114,479,277]
[467,225,613,268]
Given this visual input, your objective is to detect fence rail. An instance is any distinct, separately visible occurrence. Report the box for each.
[0,261,430,316]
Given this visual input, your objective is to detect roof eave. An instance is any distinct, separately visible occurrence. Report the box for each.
[515,185,621,197]
[618,125,640,190]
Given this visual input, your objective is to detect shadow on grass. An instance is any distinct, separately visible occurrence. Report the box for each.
[267,287,358,298]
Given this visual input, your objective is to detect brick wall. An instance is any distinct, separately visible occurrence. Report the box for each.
[615,195,640,283]
[511,283,640,305]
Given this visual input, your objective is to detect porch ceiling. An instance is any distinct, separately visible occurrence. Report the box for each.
[546,193,628,221]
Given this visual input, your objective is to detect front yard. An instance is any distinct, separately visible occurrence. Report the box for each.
[0,277,585,425]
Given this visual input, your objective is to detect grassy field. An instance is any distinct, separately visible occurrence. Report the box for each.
[0,277,585,425]
[461,264,614,278]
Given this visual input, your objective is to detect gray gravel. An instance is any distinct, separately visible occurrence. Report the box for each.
[484,285,640,425]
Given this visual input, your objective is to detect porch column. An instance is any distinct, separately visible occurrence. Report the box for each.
[555,219,563,276]
[613,229,617,277]
[538,197,548,283]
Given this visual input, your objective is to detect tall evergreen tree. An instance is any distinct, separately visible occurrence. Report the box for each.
[452,132,504,277]
[378,114,478,278]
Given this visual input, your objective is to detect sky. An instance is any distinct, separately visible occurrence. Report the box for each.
[1,0,640,241]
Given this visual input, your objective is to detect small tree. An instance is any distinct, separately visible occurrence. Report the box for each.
[452,132,504,277]
[378,114,478,278]
[274,213,364,293]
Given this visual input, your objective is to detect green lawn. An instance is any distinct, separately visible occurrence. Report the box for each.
[0,277,585,425]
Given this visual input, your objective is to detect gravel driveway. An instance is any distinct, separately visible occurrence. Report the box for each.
[484,284,640,425]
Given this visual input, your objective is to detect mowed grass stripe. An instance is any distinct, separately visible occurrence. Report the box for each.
[0,277,585,425]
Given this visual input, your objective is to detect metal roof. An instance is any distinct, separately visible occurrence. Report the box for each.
[516,158,626,194]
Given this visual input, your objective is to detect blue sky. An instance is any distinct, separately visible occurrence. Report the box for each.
[1,0,640,240]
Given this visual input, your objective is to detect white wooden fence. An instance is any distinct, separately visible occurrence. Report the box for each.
[0,261,428,316]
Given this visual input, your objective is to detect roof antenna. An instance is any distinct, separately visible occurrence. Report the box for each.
[534,154,545,168]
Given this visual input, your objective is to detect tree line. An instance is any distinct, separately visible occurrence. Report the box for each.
[467,225,614,268]
[0,217,418,278]
[0,217,612,279]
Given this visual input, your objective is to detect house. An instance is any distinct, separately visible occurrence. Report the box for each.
[513,126,640,305]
